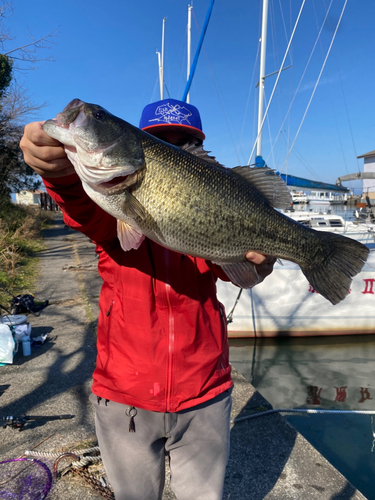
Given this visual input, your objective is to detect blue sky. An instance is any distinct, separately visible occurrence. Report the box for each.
[7,0,375,193]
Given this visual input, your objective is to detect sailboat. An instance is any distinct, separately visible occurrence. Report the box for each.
[216,0,375,338]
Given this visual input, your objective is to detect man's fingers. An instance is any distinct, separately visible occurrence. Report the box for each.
[20,121,75,178]
[245,252,266,265]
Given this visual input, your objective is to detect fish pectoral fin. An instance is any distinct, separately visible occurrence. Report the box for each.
[218,261,262,289]
[232,166,292,210]
[121,191,146,220]
[117,219,145,251]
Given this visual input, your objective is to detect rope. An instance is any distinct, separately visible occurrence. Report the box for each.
[233,407,375,424]
[24,446,100,459]
[226,288,243,324]
[25,446,114,499]
[71,456,103,469]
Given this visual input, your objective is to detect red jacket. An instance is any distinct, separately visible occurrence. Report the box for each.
[44,174,233,412]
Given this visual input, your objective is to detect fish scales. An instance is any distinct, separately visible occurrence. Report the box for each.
[137,135,326,264]
[42,99,370,305]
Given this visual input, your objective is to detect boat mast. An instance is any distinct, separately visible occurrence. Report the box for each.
[256,0,269,163]
[157,17,166,100]
[182,0,215,102]
[187,5,192,103]
[161,17,166,99]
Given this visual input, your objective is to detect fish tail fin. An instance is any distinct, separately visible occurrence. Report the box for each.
[300,233,369,305]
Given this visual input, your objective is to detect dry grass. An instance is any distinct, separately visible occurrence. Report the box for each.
[0,203,54,308]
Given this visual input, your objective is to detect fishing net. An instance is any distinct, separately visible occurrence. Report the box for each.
[0,458,52,500]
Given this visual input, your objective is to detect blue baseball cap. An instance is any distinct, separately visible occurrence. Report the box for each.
[139,98,205,142]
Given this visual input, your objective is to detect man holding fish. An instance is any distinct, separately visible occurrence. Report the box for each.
[20,98,276,500]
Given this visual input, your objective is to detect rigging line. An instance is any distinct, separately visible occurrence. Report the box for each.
[320,0,360,173]
[204,56,242,166]
[149,74,160,104]
[275,0,293,149]
[251,83,258,155]
[164,82,171,99]
[263,91,276,169]
[280,0,294,168]
[334,50,361,173]
[280,0,348,173]
[269,0,293,170]
[312,0,348,176]
[239,39,260,150]
[269,1,278,76]
[247,0,307,166]
[269,0,291,166]
[174,24,190,99]
[191,10,242,166]
[277,0,291,48]
[265,0,334,175]
[247,1,264,153]
[288,145,321,179]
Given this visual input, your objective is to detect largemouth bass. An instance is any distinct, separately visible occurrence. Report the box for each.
[43,99,369,305]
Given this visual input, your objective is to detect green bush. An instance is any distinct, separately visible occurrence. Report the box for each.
[0,203,53,308]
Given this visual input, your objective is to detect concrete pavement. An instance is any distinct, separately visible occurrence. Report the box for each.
[0,213,367,499]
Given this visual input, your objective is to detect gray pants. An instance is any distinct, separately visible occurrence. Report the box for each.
[90,390,232,500]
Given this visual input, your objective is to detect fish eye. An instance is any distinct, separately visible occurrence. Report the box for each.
[94,110,106,121]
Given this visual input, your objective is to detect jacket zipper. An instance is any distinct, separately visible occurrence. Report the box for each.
[164,249,175,412]
[219,304,227,370]
[106,300,115,316]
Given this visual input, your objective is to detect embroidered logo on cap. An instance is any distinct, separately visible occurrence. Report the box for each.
[149,102,193,126]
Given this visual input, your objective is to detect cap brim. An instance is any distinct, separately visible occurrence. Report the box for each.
[142,123,205,141]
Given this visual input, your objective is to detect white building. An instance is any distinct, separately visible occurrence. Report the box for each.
[15,190,44,206]
[358,150,375,200]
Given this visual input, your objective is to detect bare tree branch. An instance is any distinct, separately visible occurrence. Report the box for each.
[0,1,57,199]
[5,28,58,59]
[1,80,45,122]
[0,3,14,51]
[0,3,58,68]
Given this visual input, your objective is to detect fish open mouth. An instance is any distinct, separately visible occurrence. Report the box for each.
[95,174,132,195]
[45,100,86,132]
[56,99,86,126]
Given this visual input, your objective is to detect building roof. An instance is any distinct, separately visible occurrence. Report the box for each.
[357,150,375,159]
[279,173,349,193]
[17,190,44,194]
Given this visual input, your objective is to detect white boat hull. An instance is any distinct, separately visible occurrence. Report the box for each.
[308,199,330,205]
[218,248,375,338]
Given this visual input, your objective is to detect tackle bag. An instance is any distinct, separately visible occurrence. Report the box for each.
[10,294,49,315]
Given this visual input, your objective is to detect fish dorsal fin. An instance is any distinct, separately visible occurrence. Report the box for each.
[180,142,224,166]
[117,219,145,251]
[232,166,292,210]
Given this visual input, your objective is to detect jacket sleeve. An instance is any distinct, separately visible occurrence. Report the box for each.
[43,173,118,250]
[205,261,231,283]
